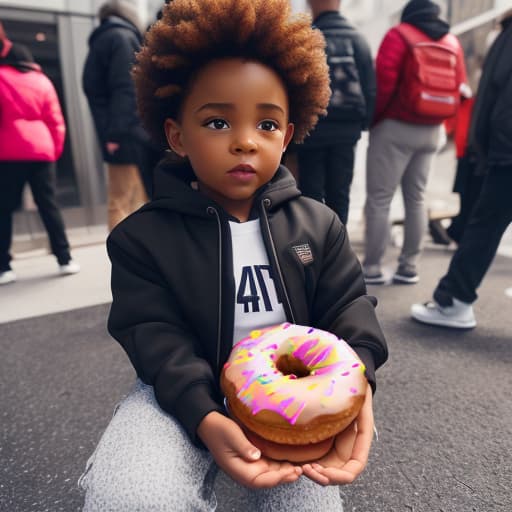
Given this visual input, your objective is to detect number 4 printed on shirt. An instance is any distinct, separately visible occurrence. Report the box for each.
[237,265,280,313]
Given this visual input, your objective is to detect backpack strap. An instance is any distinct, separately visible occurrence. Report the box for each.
[396,22,430,47]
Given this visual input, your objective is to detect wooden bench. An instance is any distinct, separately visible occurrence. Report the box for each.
[392,209,458,245]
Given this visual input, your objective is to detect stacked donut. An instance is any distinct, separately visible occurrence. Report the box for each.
[221,323,368,462]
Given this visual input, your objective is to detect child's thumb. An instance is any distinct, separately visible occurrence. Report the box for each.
[232,433,261,462]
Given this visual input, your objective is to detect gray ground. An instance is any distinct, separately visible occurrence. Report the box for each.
[1,244,511,512]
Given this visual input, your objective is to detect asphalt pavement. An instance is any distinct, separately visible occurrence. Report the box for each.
[1,237,511,512]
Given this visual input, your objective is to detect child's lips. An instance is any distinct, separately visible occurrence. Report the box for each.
[227,164,256,180]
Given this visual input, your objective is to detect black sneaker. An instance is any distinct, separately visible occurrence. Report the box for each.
[393,267,419,284]
[429,220,452,245]
[364,272,387,285]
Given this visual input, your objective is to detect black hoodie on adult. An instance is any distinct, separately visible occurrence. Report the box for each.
[82,14,147,152]
[401,0,450,40]
[107,162,388,445]
[469,12,512,167]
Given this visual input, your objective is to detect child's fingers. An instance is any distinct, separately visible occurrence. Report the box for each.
[250,465,302,488]
[302,463,330,486]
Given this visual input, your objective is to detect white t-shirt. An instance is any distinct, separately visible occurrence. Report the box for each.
[230,220,286,345]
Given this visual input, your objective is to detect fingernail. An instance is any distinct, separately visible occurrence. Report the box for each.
[249,449,261,460]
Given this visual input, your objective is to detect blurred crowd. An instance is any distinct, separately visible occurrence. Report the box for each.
[1,0,511,329]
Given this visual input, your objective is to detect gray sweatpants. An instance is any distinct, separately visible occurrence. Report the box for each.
[79,380,344,511]
[363,118,441,274]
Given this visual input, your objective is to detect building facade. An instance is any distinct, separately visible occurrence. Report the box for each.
[0,0,509,246]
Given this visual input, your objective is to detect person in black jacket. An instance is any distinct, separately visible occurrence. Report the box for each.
[80,1,387,510]
[412,9,512,329]
[296,0,376,225]
[83,0,160,230]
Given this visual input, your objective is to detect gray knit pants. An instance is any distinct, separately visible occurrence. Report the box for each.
[79,380,344,511]
[363,118,441,275]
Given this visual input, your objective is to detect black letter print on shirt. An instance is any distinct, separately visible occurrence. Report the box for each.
[237,265,280,313]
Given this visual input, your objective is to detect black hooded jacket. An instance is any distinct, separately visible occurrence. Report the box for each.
[469,14,512,167]
[82,15,147,150]
[107,162,388,445]
[401,0,450,40]
[302,11,376,146]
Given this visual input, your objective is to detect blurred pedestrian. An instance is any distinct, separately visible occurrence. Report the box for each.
[296,0,376,225]
[363,0,468,285]
[83,0,160,231]
[0,36,80,286]
[411,9,512,329]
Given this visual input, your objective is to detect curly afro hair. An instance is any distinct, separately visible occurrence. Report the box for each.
[134,0,330,147]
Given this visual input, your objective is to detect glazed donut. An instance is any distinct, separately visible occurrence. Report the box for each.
[220,323,368,462]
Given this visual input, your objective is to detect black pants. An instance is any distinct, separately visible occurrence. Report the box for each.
[297,143,356,225]
[446,155,485,243]
[0,161,71,271]
[434,165,512,304]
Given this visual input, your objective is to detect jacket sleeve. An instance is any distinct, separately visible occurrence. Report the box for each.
[354,34,376,130]
[42,76,66,160]
[455,37,469,90]
[373,27,408,125]
[107,229,224,445]
[106,35,140,142]
[312,215,388,393]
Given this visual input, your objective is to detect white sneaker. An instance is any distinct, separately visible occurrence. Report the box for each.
[0,270,16,285]
[411,298,476,329]
[59,260,81,276]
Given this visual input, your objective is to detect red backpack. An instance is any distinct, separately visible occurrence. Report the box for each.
[397,23,460,122]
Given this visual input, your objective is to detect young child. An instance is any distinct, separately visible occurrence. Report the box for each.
[80,1,388,510]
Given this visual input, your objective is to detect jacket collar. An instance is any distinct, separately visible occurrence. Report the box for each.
[146,160,300,218]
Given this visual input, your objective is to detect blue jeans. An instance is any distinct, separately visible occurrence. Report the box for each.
[80,380,344,511]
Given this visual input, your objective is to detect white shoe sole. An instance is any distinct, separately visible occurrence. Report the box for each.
[0,271,16,285]
[411,304,476,329]
[59,263,80,276]
[393,274,419,284]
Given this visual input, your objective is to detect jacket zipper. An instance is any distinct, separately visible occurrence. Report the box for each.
[259,198,296,323]
[207,206,223,374]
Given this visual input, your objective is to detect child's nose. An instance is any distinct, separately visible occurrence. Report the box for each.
[230,132,257,153]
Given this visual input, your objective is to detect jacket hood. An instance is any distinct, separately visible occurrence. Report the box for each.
[98,0,143,32]
[89,15,141,46]
[501,9,512,30]
[401,0,449,40]
[0,42,41,72]
[144,160,301,218]
[312,11,351,30]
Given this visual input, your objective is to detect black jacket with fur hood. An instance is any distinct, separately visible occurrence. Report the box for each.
[107,162,388,444]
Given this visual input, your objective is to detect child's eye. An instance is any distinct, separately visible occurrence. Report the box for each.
[205,119,230,130]
[258,120,278,131]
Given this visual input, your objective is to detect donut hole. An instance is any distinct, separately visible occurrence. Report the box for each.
[276,354,311,378]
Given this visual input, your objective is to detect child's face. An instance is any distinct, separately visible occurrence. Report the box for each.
[165,58,294,222]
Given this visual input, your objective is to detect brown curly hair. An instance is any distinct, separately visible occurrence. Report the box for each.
[133,0,330,147]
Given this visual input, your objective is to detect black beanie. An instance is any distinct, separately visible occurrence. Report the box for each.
[401,0,441,22]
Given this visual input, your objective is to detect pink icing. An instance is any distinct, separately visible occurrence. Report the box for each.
[223,323,367,425]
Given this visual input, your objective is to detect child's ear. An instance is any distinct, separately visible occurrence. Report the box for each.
[283,123,295,153]
[164,118,187,157]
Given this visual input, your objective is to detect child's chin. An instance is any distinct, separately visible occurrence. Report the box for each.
[243,428,334,463]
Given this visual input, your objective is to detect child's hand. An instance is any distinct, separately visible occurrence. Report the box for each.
[302,383,374,486]
[198,411,302,489]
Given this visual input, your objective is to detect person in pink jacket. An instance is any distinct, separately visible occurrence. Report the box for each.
[0,38,80,285]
